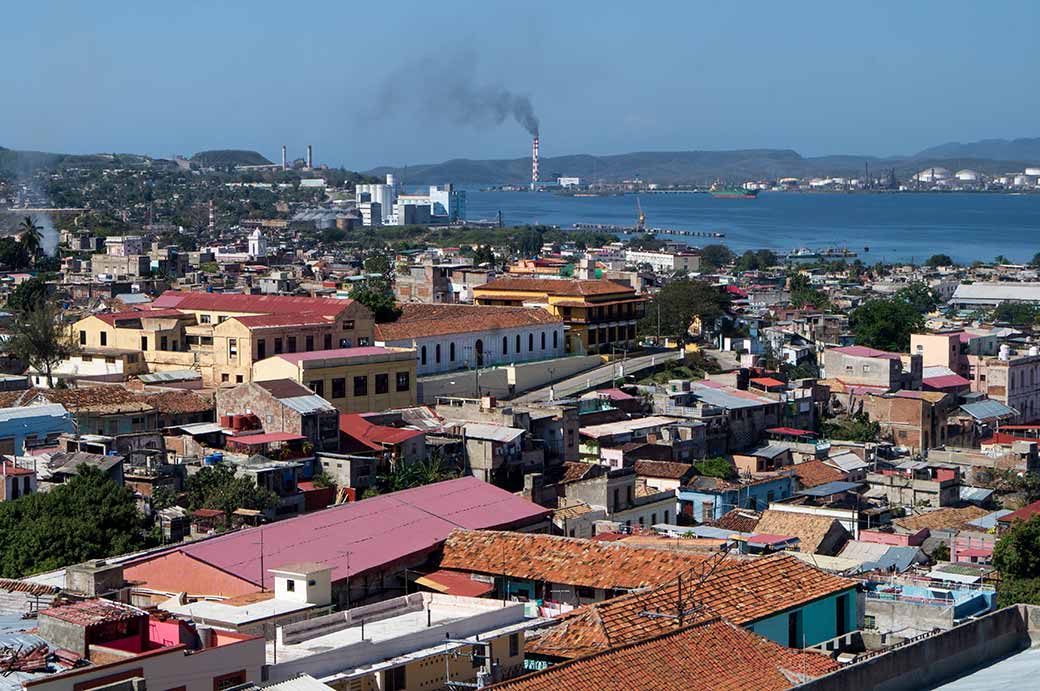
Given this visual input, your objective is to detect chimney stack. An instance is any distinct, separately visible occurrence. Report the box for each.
[281,145,287,171]
[306,145,313,169]
[530,136,539,191]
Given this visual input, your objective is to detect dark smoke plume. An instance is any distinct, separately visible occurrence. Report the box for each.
[363,50,539,136]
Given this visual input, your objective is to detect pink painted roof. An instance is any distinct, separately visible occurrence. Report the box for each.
[278,347,400,364]
[923,373,971,389]
[831,345,902,360]
[229,432,305,445]
[152,290,351,318]
[174,477,550,590]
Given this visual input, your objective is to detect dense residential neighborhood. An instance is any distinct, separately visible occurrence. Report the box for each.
[4,143,1040,691]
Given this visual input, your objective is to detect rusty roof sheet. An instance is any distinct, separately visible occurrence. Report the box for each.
[375,303,562,342]
[39,599,146,627]
[754,510,848,554]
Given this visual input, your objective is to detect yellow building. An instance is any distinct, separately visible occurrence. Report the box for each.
[251,346,417,414]
[472,277,647,355]
[73,291,375,387]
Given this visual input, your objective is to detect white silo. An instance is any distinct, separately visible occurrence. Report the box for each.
[1025,167,1040,176]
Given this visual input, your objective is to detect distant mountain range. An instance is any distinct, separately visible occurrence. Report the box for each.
[3,138,1040,184]
[368,137,1040,185]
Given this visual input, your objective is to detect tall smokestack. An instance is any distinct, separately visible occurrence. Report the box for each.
[531,136,539,191]
[281,145,287,171]
[306,145,313,169]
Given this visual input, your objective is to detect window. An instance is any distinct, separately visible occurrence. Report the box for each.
[435,343,441,364]
[627,486,633,505]
[664,510,670,523]
[228,338,237,357]
[354,375,368,396]
[788,611,802,648]
[100,332,107,346]
[221,373,229,383]
[421,345,427,366]
[553,331,559,348]
[516,334,521,353]
[213,671,247,691]
[305,335,314,351]
[450,342,455,362]
[323,333,332,350]
[257,339,266,360]
[576,585,596,600]
[385,668,406,691]
[502,336,508,355]
[141,336,148,351]
[288,336,297,353]
[160,335,168,351]
[343,320,355,330]
[286,579,295,592]
[509,633,520,658]
[309,380,324,397]
[375,373,389,394]
[613,488,620,509]
[200,314,211,324]
[529,333,534,351]
[79,330,86,345]
[396,371,410,392]
[82,354,93,362]
[331,377,346,399]
[836,593,848,636]
[651,513,657,524]
[541,332,546,349]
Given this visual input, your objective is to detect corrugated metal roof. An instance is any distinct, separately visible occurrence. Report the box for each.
[0,403,69,423]
[689,383,775,410]
[952,283,1040,303]
[966,509,1013,530]
[280,394,336,414]
[960,399,1018,420]
[960,486,996,503]
[796,480,862,497]
[463,423,524,443]
[139,369,202,383]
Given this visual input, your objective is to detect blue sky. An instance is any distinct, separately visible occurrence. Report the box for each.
[2,1,1037,170]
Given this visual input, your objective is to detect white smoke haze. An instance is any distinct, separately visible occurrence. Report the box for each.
[363,49,539,137]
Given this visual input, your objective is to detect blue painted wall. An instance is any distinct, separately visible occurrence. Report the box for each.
[749,589,858,647]
[679,476,794,522]
[0,407,73,455]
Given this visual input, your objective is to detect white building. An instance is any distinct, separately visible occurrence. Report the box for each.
[358,201,382,227]
[374,304,565,375]
[248,228,268,258]
[624,249,700,273]
[557,176,582,188]
[355,174,398,224]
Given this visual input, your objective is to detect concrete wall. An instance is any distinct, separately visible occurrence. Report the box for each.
[794,605,1038,691]
[417,355,602,402]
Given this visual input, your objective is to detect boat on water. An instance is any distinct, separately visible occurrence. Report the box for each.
[710,184,759,199]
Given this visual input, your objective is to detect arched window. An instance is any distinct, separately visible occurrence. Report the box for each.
[421,346,427,366]
[435,343,441,364]
[541,332,546,349]
[553,330,559,348]
[502,336,509,355]
[450,342,456,362]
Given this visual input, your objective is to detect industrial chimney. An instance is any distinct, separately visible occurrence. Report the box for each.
[531,136,539,191]
[281,145,287,171]
[306,145,313,169]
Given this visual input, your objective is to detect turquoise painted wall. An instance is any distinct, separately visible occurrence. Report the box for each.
[749,589,857,647]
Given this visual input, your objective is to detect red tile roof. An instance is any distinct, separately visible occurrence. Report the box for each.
[339,413,424,450]
[475,277,637,297]
[705,509,762,533]
[793,460,847,489]
[923,373,972,389]
[375,303,561,342]
[131,477,550,591]
[439,530,710,591]
[634,460,695,481]
[751,377,786,388]
[491,617,838,691]
[135,390,213,415]
[523,553,855,660]
[40,599,146,627]
[415,569,495,597]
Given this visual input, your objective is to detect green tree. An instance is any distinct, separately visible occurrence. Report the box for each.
[735,249,778,272]
[925,254,954,268]
[0,237,31,270]
[849,298,925,352]
[1031,252,1040,269]
[472,245,496,267]
[993,515,1040,607]
[700,244,735,271]
[6,277,48,313]
[992,302,1040,327]
[637,280,730,343]
[694,457,737,481]
[150,485,179,511]
[788,273,830,310]
[821,412,882,443]
[349,285,401,323]
[363,255,391,277]
[186,464,279,520]
[8,303,76,388]
[17,216,43,264]
[995,255,1010,265]
[895,282,938,313]
[0,466,144,578]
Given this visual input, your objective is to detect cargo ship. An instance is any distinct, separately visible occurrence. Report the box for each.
[710,184,759,199]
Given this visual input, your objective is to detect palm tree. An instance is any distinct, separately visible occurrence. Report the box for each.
[18,216,43,265]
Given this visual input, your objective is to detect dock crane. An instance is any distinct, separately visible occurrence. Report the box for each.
[635,196,646,232]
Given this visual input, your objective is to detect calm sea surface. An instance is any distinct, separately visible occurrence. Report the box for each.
[462,190,1040,264]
